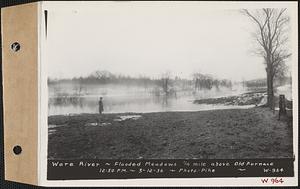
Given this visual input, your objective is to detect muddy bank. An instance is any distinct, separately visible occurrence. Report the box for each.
[48,107,293,159]
[193,89,293,109]
[194,91,266,106]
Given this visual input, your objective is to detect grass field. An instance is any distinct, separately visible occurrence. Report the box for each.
[48,107,293,159]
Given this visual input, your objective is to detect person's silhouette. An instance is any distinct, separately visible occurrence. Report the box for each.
[98,97,104,114]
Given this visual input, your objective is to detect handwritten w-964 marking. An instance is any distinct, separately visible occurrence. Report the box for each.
[261,177,284,184]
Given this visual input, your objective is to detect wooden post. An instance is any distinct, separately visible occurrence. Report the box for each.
[278,94,286,120]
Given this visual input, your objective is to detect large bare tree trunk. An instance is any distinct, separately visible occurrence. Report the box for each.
[266,72,275,110]
[269,77,274,109]
[266,56,274,109]
[270,71,275,111]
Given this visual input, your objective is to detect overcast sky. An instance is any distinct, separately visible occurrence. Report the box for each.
[44,2,293,81]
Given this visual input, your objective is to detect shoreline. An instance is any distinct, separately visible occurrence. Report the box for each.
[48,105,256,117]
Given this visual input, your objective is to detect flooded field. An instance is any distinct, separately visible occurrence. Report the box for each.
[48,83,255,115]
[48,82,292,116]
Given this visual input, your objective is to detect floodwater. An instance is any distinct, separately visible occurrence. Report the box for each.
[276,84,292,100]
[48,84,252,116]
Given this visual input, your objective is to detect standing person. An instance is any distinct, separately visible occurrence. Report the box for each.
[99,97,104,114]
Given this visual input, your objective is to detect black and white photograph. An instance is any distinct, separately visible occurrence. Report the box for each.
[44,1,297,183]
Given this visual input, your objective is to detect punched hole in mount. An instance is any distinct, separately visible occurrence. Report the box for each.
[11,42,21,52]
[13,145,22,155]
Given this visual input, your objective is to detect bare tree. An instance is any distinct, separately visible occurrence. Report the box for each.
[242,8,291,108]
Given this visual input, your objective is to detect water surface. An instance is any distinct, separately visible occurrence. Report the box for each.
[48,84,252,115]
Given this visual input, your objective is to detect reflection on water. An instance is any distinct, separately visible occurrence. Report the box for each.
[48,91,253,116]
[48,83,253,115]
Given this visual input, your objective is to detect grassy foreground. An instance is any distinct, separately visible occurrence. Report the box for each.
[48,107,293,159]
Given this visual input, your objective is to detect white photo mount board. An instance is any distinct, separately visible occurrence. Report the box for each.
[1,1,298,187]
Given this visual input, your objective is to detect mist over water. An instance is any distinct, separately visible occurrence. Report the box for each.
[48,83,251,116]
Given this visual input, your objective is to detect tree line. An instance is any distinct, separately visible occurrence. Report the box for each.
[192,73,232,90]
[48,70,233,92]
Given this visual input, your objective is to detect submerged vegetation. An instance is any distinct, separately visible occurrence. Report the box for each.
[48,70,234,89]
[48,70,236,97]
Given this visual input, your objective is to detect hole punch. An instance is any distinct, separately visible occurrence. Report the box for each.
[11,42,21,52]
[13,145,22,155]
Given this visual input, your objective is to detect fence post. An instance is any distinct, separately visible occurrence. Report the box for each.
[278,94,286,120]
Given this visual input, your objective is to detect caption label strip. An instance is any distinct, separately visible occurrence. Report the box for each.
[48,159,294,180]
